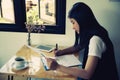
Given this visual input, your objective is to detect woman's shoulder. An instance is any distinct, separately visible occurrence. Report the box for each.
[90,35,103,43]
[90,35,106,51]
[89,35,106,49]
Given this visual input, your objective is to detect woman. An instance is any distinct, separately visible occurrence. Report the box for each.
[47,2,119,80]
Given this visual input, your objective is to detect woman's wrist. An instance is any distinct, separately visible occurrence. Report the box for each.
[55,50,63,56]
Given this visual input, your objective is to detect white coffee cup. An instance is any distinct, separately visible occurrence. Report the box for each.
[15,57,26,68]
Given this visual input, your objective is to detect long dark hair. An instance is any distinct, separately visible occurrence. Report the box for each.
[68,2,108,50]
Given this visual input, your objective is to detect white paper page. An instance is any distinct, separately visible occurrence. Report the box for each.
[56,54,82,67]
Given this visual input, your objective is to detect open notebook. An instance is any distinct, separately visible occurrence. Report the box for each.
[55,54,82,67]
[41,53,82,70]
[26,45,82,70]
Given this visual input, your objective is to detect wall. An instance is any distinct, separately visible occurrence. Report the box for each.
[0,0,120,79]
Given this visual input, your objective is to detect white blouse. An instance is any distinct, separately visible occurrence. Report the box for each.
[88,35,106,59]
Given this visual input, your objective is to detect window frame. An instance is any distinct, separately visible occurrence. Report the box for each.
[0,0,66,34]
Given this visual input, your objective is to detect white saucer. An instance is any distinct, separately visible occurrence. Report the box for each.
[12,62,29,70]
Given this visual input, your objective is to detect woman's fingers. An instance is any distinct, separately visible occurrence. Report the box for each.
[46,58,58,70]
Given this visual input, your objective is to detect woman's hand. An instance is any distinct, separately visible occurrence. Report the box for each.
[46,58,59,70]
[54,50,63,56]
[54,46,76,56]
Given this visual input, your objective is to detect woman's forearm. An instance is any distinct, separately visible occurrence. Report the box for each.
[60,46,78,55]
[56,65,89,79]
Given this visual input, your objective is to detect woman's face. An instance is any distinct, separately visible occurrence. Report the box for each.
[70,18,80,34]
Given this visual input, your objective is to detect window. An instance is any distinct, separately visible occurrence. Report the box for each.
[0,0,66,34]
[26,0,56,25]
[0,0,15,23]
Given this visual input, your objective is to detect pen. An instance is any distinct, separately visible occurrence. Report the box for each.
[55,43,58,50]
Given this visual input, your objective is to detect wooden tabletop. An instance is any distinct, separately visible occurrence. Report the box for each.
[0,45,77,80]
